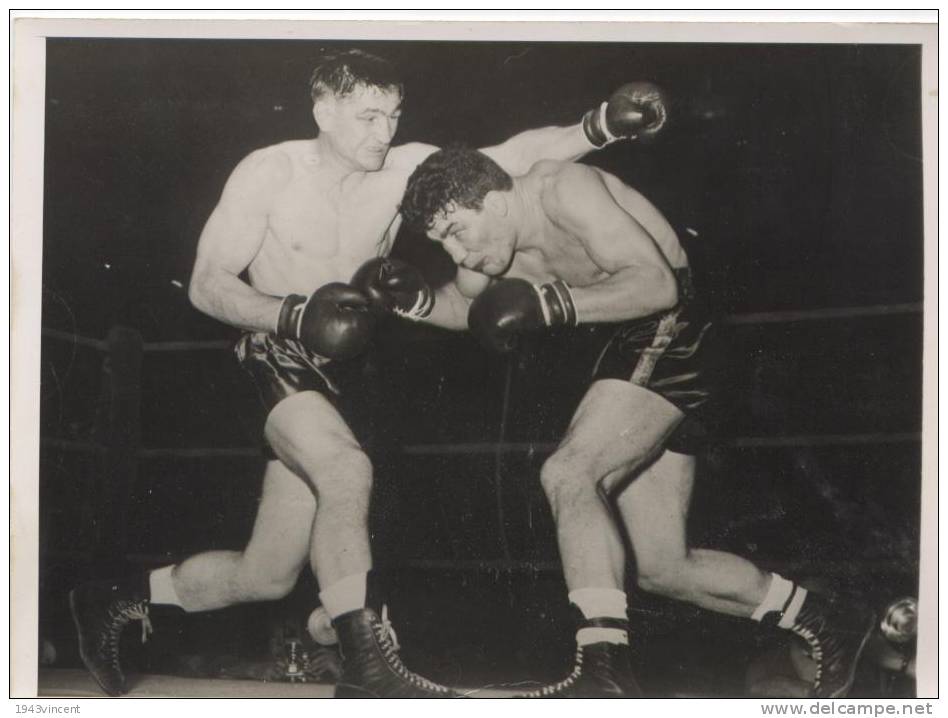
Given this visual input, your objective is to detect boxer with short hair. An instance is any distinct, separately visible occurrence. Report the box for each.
[68,49,663,698]
[396,145,876,698]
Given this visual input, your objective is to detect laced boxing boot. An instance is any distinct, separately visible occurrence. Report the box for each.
[772,592,877,698]
[332,576,463,698]
[69,576,153,696]
[518,616,643,698]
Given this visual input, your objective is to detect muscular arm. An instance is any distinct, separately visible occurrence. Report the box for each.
[385,121,591,179]
[547,165,678,323]
[480,123,591,175]
[188,150,291,333]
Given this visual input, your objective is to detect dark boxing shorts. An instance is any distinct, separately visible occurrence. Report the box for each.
[590,267,714,455]
[235,332,366,454]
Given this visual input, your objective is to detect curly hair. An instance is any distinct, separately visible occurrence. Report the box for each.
[400,146,513,234]
[308,49,404,103]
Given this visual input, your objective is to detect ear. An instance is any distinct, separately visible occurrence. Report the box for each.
[483,191,508,217]
[312,97,335,131]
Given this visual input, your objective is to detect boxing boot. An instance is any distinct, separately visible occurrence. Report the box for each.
[777,593,877,698]
[518,617,642,698]
[332,576,462,698]
[69,576,153,696]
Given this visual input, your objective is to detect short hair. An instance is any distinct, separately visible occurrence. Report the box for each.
[308,49,404,103]
[401,146,513,234]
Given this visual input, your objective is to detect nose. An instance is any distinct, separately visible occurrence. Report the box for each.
[375,117,396,145]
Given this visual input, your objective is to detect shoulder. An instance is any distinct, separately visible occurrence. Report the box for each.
[227,143,295,193]
[536,162,603,216]
[383,142,439,171]
[533,161,600,196]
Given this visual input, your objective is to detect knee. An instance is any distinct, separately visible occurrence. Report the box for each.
[238,562,300,602]
[303,447,373,502]
[540,449,597,504]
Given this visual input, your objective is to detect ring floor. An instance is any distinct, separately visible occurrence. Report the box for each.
[37,668,521,698]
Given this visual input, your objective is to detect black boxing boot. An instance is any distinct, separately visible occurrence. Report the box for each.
[770,592,876,698]
[518,617,642,698]
[69,576,153,696]
[332,576,462,698]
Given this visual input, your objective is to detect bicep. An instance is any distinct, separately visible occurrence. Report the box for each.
[193,154,285,276]
[194,201,266,277]
[481,125,587,175]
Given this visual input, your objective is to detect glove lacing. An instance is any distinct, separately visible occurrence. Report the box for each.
[790,617,826,693]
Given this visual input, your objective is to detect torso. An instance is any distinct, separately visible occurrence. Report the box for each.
[503,164,688,287]
[246,140,410,296]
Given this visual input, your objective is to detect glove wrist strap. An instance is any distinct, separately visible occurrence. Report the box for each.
[275,294,306,339]
[582,101,617,148]
[537,281,579,327]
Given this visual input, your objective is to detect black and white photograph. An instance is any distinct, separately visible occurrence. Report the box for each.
[11,13,937,704]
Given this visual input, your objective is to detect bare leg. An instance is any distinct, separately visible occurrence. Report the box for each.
[264,390,373,587]
[170,458,315,611]
[617,449,771,617]
[540,380,681,591]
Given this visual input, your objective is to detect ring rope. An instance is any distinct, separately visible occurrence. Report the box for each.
[40,302,923,353]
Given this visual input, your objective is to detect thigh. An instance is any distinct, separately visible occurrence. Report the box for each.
[264,390,364,477]
[559,378,685,481]
[242,459,317,579]
[614,450,695,566]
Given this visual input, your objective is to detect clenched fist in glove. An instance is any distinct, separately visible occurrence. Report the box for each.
[275,283,376,360]
[351,257,435,321]
[583,82,668,147]
[468,278,578,353]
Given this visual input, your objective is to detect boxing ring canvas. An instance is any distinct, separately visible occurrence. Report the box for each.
[11,16,937,700]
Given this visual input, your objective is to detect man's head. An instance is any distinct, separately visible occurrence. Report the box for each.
[401,146,516,275]
[309,49,404,171]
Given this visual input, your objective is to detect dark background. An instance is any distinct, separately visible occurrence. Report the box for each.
[39,39,923,695]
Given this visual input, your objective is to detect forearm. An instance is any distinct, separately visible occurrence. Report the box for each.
[189,268,283,333]
[570,267,678,324]
[483,123,591,175]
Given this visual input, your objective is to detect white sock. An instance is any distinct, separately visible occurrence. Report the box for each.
[569,588,628,646]
[751,573,807,628]
[319,572,368,619]
[149,565,184,608]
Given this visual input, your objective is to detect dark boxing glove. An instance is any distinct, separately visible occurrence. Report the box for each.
[468,278,578,354]
[275,282,375,360]
[583,82,668,147]
[351,257,434,321]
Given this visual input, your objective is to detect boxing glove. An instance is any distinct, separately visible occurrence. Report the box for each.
[351,257,434,321]
[275,283,375,360]
[468,278,578,354]
[583,82,668,147]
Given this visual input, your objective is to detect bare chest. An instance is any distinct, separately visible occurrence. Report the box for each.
[266,177,399,265]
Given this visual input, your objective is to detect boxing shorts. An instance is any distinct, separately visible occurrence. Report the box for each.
[590,267,714,455]
[235,332,368,452]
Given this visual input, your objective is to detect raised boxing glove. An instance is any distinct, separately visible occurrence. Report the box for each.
[468,278,578,354]
[275,282,375,360]
[583,82,668,147]
[351,257,434,321]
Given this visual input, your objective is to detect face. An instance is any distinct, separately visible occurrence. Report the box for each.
[427,202,515,276]
[317,84,402,171]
